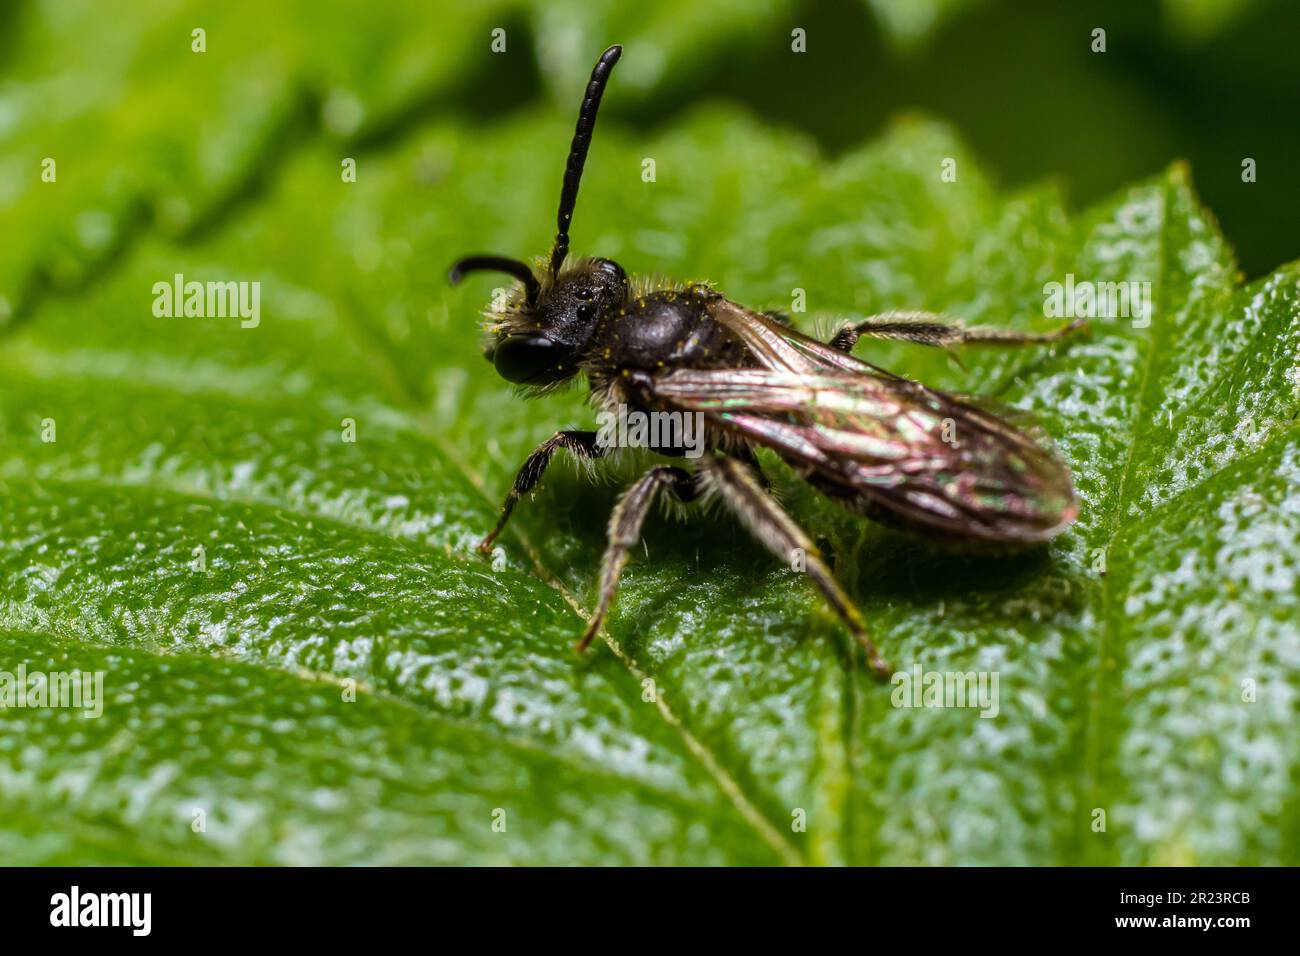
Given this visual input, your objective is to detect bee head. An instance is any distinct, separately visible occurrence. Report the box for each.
[448,256,628,386]
[449,45,627,389]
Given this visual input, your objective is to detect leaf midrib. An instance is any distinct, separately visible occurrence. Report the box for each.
[1085,175,1178,863]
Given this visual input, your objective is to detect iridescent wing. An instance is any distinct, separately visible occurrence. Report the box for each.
[649,299,1078,543]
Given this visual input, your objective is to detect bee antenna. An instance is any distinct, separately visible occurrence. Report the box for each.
[549,44,622,278]
[448,255,541,306]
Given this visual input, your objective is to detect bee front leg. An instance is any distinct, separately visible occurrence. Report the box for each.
[577,466,701,652]
[702,454,891,679]
[479,430,605,554]
[830,310,1086,353]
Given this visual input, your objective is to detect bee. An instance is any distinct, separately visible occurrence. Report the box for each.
[450,44,1081,677]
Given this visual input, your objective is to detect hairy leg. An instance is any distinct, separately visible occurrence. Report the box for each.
[479,430,604,554]
[703,454,890,677]
[830,310,1086,354]
[577,465,701,651]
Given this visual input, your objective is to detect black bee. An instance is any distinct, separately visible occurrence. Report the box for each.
[450,44,1081,677]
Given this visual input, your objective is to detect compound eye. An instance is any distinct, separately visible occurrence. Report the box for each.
[592,258,626,282]
[492,333,560,384]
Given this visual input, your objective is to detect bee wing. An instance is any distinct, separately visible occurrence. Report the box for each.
[655,300,1078,543]
[705,296,896,378]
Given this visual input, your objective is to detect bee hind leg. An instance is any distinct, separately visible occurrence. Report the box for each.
[577,465,702,652]
[702,454,891,679]
[830,310,1086,354]
[479,430,605,554]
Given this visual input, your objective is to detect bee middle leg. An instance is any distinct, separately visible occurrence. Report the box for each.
[702,454,891,678]
[830,311,1086,353]
[479,430,605,554]
[578,465,702,652]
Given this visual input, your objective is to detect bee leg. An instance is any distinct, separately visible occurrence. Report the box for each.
[478,430,605,554]
[728,443,770,489]
[702,454,892,679]
[577,466,701,652]
[830,311,1087,353]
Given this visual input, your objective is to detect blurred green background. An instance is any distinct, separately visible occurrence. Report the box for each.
[4,0,1294,303]
[685,0,1300,280]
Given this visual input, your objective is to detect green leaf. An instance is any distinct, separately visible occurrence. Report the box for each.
[2,82,1298,861]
